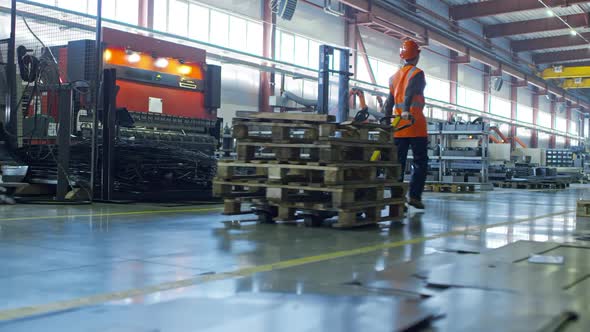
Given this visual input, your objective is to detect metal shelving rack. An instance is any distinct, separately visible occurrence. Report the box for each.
[408,126,491,190]
[439,129,489,189]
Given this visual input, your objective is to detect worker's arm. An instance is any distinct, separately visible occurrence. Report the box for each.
[402,71,426,116]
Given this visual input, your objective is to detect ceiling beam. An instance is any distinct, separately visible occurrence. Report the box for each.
[533,48,590,64]
[484,13,589,38]
[512,33,590,52]
[451,0,590,21]
[338,0,590,110]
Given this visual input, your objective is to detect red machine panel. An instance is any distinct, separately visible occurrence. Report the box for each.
[101,28,214,120]
[116,80,207,119]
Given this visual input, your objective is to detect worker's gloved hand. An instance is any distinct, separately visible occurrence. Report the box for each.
[401,111,411,120]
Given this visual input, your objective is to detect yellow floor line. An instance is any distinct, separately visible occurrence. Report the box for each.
[0,209,574,322]
[0,207,224,223]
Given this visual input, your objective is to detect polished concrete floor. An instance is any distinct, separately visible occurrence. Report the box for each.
[0,185,589,331]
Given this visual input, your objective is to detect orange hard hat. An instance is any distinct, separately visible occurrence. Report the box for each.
[400,40,420,60]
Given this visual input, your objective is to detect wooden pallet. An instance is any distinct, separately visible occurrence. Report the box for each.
[273,200,406,229]
[236,141,397,163]
[235,112,335,123]
[424,183,475,193]
[577,200,590,217]
[233,119,393,144]
[216,161,402,185]
[213,179,406,208]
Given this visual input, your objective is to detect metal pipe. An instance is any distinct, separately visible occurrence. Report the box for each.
[282,91,317,107]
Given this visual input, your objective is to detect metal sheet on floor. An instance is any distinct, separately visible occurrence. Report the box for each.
[423,288,577,332]
[0,293,436,332]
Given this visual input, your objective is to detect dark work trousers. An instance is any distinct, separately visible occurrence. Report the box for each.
[395,137,428,201]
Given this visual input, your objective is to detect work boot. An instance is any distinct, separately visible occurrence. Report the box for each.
[408,197,425,210]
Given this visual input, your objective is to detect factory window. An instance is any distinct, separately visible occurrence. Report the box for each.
[295,36,310,67]
[229,16,248,51]
[303,80,318,100]
[424,76,450,103]
[279,31,295,63]
[369,58,379,82]
[377,61,397,87]
[308,40,320,69]
[556,117,567,132]
[169,0,189,36]
[490,97,511,120]
[517,127,531,138]
[33,0,94,14]
[117,0,139,25]
[210,10,230,47]
[99,0,139,25]
[570,120,578,135]
[556,136,566,146]
[517,105,533,124]
[57,0,89,13]
[431,107,447,121]
[246,22,263,56]
[498,123,510,136]
[101,0,117,20]
[355,55,399,87]
[189,3,210,42]
[275,29,353,72]
[152,1,264,55]
[457,86,484,111]
[154,0,168,31]
[538,111,552,128]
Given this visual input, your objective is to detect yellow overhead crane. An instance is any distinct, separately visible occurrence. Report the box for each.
[541,66,590,79]
[541,66,590,89]
[561,78,590,89]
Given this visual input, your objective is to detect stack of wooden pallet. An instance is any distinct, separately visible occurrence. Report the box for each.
[213,112,407,228]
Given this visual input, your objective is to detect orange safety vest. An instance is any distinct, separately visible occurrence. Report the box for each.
[389,65,427,138]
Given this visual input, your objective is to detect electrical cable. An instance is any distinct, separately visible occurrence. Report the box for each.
[6,15,92,202]
[537,1,590,45]
[21,16,58,65]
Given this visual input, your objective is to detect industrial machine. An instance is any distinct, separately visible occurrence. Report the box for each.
[8,28,222,201]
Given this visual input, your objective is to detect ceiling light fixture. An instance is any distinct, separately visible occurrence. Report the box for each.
[546,9,554,17]
[570,29,578,36]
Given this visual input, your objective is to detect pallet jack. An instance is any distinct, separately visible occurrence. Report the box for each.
[349,88,415,161]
